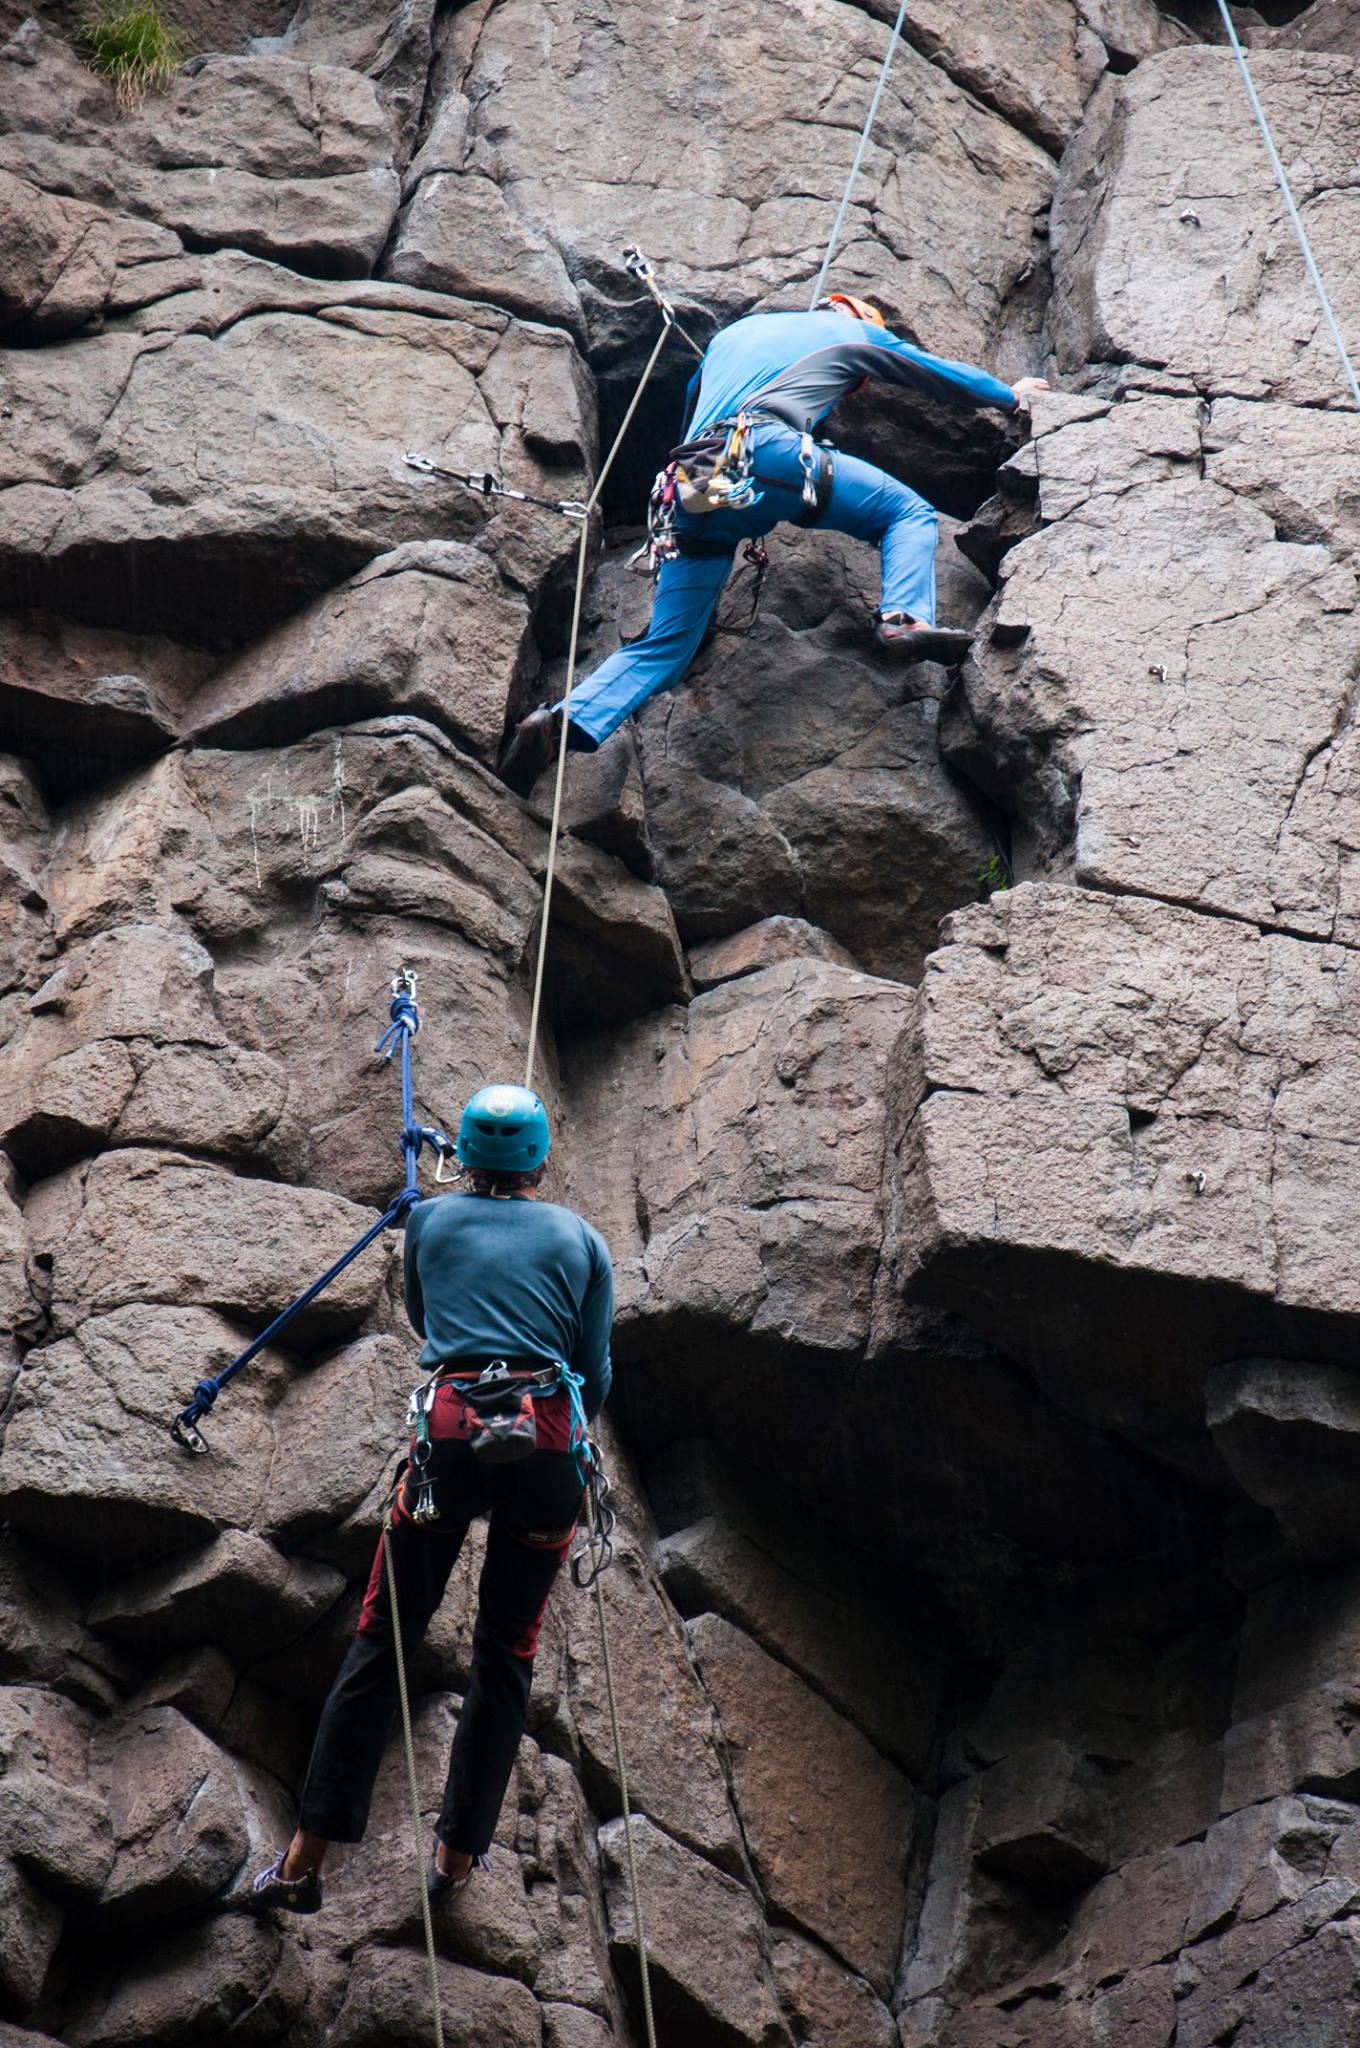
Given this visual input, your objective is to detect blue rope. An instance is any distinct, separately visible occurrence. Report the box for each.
[558,1361,591,1487]
[172,975,442,1452]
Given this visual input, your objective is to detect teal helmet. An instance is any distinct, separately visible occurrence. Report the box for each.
[456,1084,551,1173]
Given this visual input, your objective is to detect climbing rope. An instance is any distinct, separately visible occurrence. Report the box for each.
[809,0,910,310]
[573,1458,658,2048]
[1214,0,1359,409]
[172,254,687,2047]
[169,970,454,1452]
[522,253,687,1092]
[384,1525,446,2048]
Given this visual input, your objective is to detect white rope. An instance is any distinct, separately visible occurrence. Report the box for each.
[522,318,674,1092]
[383,1526,446,2048]
[1214,0,1360,409]
[809,0,910,310]
[588,1487,659,2048]
[385,1478,658,2048]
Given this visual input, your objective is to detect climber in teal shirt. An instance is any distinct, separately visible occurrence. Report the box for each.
[501,293,1048,789]
[403,1178,613,1417]
[253,1085,613,1917]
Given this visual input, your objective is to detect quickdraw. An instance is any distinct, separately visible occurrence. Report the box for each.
[571,1446,616,1590]
[622,245,706,361]
[403,451,590,522]
[720,539,771,636]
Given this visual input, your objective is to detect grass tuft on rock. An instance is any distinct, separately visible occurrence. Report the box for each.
[73,0,186,111]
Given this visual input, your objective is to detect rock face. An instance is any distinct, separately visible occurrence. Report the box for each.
[1052,48,1360,405]
[891,880,1360,1439]
[3,2,1360,2046]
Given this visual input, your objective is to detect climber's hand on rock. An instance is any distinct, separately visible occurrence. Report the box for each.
[1012,376,1051,414]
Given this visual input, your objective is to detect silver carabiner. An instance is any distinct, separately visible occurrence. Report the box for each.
[411,1479,440,1525]
[799,429,820,510]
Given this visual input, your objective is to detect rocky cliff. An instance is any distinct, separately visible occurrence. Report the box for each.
[2,0,1360,2041]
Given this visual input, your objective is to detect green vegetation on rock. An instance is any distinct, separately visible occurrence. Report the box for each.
[73,0,185,110]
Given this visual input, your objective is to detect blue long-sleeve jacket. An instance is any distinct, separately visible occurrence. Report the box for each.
[683,309,1017,438]
[404,1192,614,1418]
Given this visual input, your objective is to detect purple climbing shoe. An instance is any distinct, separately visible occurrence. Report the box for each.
[251,1851,323,1915]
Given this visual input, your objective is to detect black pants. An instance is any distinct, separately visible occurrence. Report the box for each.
[298,1439,583,1856]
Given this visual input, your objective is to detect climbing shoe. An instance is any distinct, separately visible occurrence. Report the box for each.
[874,610,973,662]
[498,706,561,796]
[251,1852,323,1915]
[427,1847,490,1901]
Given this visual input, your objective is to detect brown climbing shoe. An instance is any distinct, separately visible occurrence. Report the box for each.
[874,610,973,662]
[499,706,561,796]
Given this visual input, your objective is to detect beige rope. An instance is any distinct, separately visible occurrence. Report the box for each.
[517,279,685,2046]
[587,1482,659,2048]
[383,1524,446,2048]
[384,1467,661,2048]
[522,318,675,1092]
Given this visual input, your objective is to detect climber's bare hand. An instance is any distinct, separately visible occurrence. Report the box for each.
[1012,376,1051,414]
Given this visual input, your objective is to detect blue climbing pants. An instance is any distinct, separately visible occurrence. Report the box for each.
[557,421,939,750]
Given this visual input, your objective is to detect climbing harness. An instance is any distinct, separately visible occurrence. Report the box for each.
[168,970,454,1453]
[402,452,591,523]
[403,1357,591,1525]
[1213,0,1359,410]
[808,0,910,310]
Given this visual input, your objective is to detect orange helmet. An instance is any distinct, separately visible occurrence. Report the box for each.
[817,292,887,328]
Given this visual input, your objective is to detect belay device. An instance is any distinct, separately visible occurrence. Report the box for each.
[168,969,455,1455]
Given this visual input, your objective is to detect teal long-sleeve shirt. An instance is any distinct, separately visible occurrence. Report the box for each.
[684,308,1018,438]
[403,1192,614,1418]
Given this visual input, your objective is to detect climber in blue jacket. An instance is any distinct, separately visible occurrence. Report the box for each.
[500,293,1048,789]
